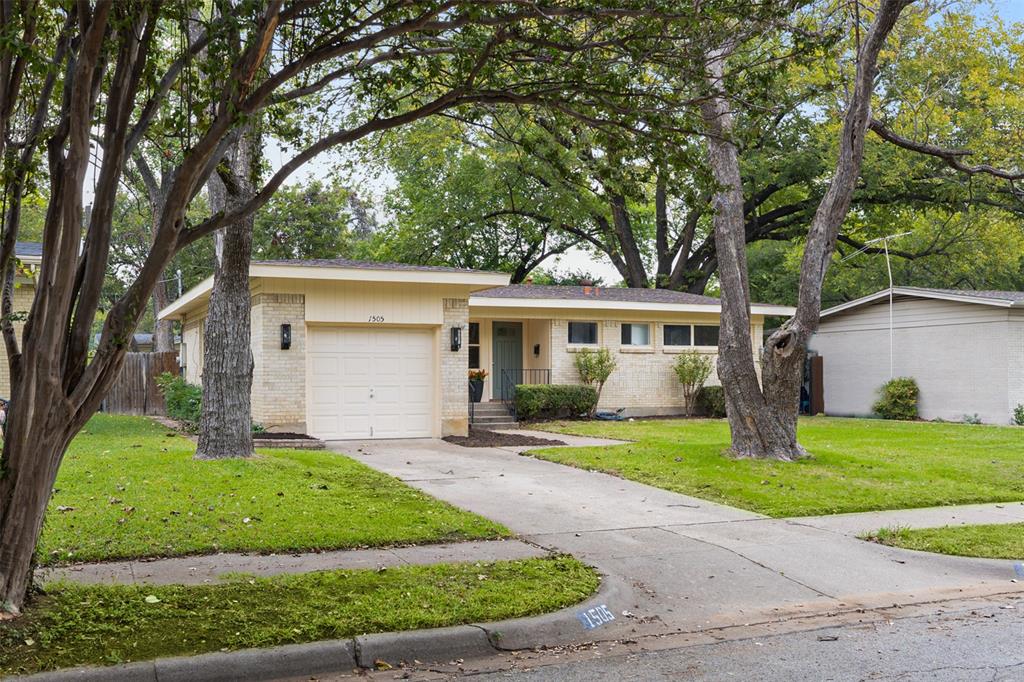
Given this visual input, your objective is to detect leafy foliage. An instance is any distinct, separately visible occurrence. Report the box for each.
[673,352,713,416]
[573,348,616,415]
[155,373,202,431]
[1014,404,1024,427]
[514,384,598,420]
[696,386,727,418]
[872,377,920,421]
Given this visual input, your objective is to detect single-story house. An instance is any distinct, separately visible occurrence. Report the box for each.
[0,241,42,397]
[809,287,1024,424]
[159,259,794,440]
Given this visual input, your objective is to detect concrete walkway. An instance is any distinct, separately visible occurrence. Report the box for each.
[789,501,1024,536]
[331,436,1024,642]
[36,539,546,586]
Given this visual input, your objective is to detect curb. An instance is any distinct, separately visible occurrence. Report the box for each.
[9,575,624,681]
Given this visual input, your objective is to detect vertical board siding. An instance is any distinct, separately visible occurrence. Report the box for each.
[104,352,180,415]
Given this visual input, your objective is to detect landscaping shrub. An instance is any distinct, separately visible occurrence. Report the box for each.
[872,377,919,420]
[1014,404,1024,426]
[573,348,616,416]
[156,372,202,430]
[695,385,726,418]
[515,384,598,420]
[673,351,713,416]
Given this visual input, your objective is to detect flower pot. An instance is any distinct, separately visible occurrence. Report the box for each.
[469,379,484,403]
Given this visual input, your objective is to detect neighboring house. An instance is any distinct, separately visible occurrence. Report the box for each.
[159,259,793,440]
[809,287,1024,424]
[0,242,42,398]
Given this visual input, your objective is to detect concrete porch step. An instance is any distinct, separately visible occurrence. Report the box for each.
[470,414,518,426]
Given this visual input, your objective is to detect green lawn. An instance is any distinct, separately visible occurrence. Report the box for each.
[39,414,507,565]
[531,417,1024,517]
[865,524,1024,560]
[0,556,598,676]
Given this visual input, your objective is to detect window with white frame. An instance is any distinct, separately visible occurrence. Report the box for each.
[568,321,598,345]
[694,324,720,346]
[663,324,720,347]
[663,324,691,347]
[620,323,651,346]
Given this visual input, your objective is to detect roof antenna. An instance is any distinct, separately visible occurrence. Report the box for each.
[840,230,913,379]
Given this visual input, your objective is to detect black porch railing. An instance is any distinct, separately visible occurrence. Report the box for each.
[499,368,551,418]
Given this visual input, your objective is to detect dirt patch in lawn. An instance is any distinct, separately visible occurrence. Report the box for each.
[445,429,566,448]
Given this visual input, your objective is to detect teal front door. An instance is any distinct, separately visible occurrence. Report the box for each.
[492,322,523,400]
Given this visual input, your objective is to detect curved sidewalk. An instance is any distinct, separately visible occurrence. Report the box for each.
[35,539,546,586]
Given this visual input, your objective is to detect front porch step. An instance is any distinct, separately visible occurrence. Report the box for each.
[470,414,518,426]
[471,404,512,415]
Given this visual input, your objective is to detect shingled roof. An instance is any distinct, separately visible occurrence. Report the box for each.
[821,286,1024,318]
[253,257,503,275]
[15,241,42,258]
[473,284,723,305]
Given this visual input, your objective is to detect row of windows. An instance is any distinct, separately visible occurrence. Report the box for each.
[569,321,719,348]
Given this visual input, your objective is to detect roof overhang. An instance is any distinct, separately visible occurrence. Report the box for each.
[469,295,795,317]
[821,287,1024,320]
[159,264,511,320]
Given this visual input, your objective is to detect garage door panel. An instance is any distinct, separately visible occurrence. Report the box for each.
[307,326,435,440]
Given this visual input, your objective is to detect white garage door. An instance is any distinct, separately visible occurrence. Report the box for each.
[307,327,435,440]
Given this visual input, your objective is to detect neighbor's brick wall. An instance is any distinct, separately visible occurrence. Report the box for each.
[251,293,306,429]
[0,282,34,397]
[549,319,763,416]
[441,297,469,436]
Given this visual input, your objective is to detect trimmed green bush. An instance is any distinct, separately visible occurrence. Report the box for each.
[673,351,713,416]
[573,348,616,416]
[695,385,726,418]
[156,372,202,430]
[515,384,598,420]
[872,377,919,420]
[1014,404,1024,426]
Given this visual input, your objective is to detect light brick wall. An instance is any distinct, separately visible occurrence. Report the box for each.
[549,318,763,416]
[251,293,306,429]
[0,281,34,397]
[441,297,469,436]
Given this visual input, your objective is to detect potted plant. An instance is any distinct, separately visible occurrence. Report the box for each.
[468,369,487,403]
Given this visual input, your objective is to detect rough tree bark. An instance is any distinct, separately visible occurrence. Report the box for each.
[194,126,259,460]
[701,0,914,460]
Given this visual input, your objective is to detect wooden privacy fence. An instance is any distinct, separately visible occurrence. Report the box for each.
[103,352,180,416]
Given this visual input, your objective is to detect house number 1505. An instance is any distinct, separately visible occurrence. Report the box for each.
[368,315,384,323]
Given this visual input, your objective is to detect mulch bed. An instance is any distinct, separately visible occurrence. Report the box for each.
[253,431,317,440]
[444,429,566,448]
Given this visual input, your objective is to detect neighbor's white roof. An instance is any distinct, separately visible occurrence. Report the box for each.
[821,286,1024,319]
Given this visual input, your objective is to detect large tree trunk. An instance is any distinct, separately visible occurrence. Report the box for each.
[194,127,258,460]
[151,279,176,352]
[700,0,911,460]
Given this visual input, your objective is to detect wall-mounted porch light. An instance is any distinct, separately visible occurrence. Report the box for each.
[281,323,291,350]
[450,326,462,352]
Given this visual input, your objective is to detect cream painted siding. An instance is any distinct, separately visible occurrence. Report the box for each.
[809,298,1018,424]
[260,278,448,325]
[0,281,34,396]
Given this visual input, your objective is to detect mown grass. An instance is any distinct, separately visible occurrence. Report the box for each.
[531,417,1024,517]
[0,556,598,676]
[865,523,1024,560]
[39,414,507,565]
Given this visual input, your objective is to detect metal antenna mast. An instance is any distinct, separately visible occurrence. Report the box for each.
[840,231,913,379]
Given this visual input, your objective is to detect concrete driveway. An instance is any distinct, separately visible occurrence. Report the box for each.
[331,436,1023,640]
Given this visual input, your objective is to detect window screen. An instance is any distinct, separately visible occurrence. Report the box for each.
[694,325,720,346]
[568,322,598,344]
[621,323,651,346]
[663,324,691,346]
